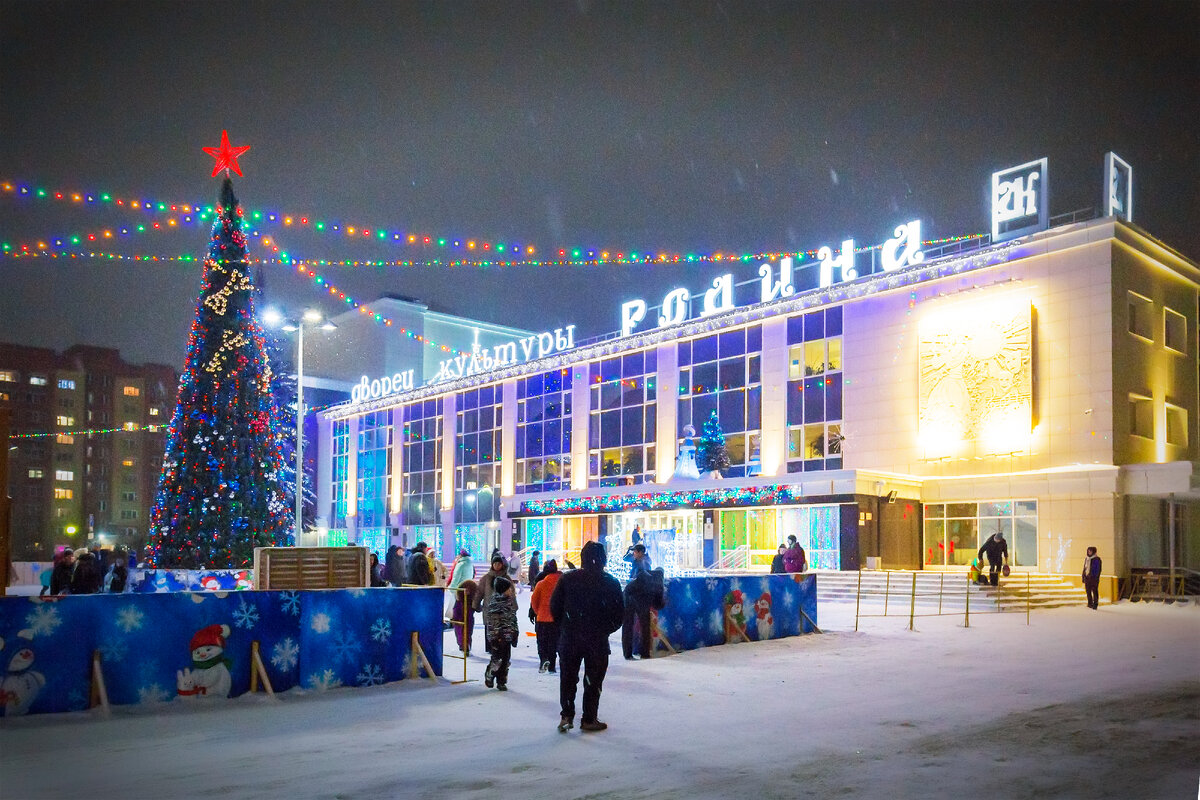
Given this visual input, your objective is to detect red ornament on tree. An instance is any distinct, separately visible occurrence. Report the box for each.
[203,130,251,177]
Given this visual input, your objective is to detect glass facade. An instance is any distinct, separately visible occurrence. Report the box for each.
[356,410,391,531]
[454,385,501,524]
[331,418,350,529]
[402,398,442,526]
[589,350,657,487]
[923,500,1038,567]
[786,308,843,472]
[517,368,572,494]
[677,325,763,477]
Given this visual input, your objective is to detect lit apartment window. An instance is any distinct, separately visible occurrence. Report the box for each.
[1127,292,1155,340]
[27,469,44,479]
[0,392,8,402]
[1164,308,1187,354]
[122,459,135,467]
[0,370,17,383]
[58,379,76,390]
[56,434,74,445]
[56,415,75,426]
[149,407,160,416]
[1166,404,1188,447]
[29,375,47,386]
[123,386,141,397]
[1130,395,1154,439]
[122,422,140,431]
[53,488,73,500]
[55,470,74,481]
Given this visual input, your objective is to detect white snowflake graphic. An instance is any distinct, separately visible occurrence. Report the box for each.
[705,577,720,593]
[357,664,384,686]
[233,600,260,629]
[370,618,392,643]
[346,588,366,598]
[97,638,128,663]
[280,591,301,616]
[116,605,145,633]
[330,631,362,665]
[707,609,724,637]
[24,604,63,637]
[310,612,331,634]
[271,637,300,672]
[307,669,342,692]
[138,684,170,704]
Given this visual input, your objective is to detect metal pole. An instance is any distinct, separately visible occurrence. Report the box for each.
[964,573,970,628]
[855,568,862,632]
[1026,571,1031,625]
[908,571,917,631]
[295,322,304,544]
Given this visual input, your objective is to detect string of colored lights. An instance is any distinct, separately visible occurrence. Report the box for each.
[2,177,987,267]
[11,425,167,439]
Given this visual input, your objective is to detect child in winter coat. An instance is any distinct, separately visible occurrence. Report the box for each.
[483,576,519,690]
[529,559,562,673]
[450,579,478,653]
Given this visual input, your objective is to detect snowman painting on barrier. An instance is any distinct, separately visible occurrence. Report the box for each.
[0,632,46,716]
[176,624,233,699]
[723,589,748,643]
[753,592,774,640]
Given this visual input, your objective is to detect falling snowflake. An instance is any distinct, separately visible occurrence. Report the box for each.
[307,669,342,692]
[279,591,301,616]
[116,605,145,633]
[310,612,331,634]
[233,600,260,629]
[331,631,362,665]
[24,604,63,637]
[271,637,300,672]
[138,684,171,704]
[97,638,128,663]
[357,663,384,686]
[370,618,392,643]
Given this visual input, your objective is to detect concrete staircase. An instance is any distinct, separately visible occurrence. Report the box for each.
[814,570,1089,610]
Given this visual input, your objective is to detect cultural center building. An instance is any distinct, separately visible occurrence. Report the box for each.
[316,154,1199,582]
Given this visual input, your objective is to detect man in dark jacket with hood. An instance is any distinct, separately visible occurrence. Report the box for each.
[549,540,624,733]
[407,542,432,586]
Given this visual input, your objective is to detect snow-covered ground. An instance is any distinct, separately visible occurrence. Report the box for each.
[1,591,1197,800]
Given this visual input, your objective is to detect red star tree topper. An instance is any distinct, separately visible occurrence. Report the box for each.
[203,130,251,177]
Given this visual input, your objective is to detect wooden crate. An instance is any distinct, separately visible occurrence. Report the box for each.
[253,547,370,590]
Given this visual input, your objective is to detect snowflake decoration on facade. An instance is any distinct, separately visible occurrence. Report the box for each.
[370,618,392,643]
[356,663,384,687]
[330,631,363,665]
[271,637,299,672]
[307,669,342,692]
[24,604,63,637]
[116,605,145,633]
[233,599,260,629]
[98,638,128,663]
[279,591,301,616]
[310,612,331,634]
[138,684,171,704]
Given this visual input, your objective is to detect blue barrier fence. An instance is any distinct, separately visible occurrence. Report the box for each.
[0,588,443,716]
[658,573,817,650]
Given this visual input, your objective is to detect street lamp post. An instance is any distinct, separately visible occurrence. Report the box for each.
[264,307,336,544]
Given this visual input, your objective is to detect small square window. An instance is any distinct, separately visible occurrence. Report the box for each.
[1127,292,1154,340]
[1130,395,1154,439]
[1164,308,1187,354]
[1165,404,1188,447]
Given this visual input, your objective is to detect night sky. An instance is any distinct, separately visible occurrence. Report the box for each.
[2,0,1197,368]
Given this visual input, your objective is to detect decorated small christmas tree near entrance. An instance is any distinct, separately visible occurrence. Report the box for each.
[148,166,292,568]
[695,410,731,477]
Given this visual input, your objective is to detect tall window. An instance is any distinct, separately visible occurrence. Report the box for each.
[58,379,76,390]
[924,500,1037,567]
[356,410,392,531]
[786,307,843,472]
[402,398,443,526]
[589,350,657,487]
[517,368,572,493]
[331,419,350,528]
[678,326,762,477]
[455,386,502,524]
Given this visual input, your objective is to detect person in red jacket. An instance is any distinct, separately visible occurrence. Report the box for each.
[530,560,562,673]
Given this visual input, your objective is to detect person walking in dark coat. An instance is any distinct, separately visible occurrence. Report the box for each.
[50,549,76,595]
[450,579,478,653]
[483,576,519,691]
[474,554,510,654]
[103,551,129,593]
[70,549,103,595]
[527,550,541,589]
[530,560,562,673]
[1082,547,1102,609]
[406,543,432,586]
[783,535,807,573]
[977,531,1009,587]
[621,544,653,660]
[369,553,387,587]
[385,545,407,586]
[549,540,624,733]
[770,544,787,574]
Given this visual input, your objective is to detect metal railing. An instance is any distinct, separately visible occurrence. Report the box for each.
[708,544,751,571]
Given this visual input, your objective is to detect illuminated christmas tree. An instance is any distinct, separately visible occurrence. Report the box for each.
[148,177,292,568]
[695,410,730,477]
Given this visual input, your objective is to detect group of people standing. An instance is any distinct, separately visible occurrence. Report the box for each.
[770,535,808,574]
[43,546,131,596]
[372,542,449,588]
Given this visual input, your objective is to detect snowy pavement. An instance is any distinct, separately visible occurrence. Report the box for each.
[1,591,1197,799]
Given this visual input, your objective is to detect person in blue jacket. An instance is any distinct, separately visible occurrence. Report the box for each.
[1082,546,1102,609]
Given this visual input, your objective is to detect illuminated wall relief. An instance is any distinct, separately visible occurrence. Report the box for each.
[918,300,1034,459]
